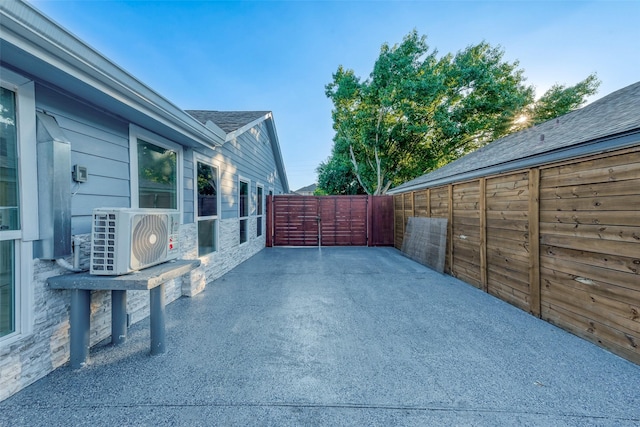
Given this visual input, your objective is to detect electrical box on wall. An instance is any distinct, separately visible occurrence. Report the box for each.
[72,165,88,182]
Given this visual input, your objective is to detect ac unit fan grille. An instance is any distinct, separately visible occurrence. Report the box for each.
[131,214,168,268]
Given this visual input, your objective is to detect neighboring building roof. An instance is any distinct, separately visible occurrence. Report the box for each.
[295,183,317,194]
[187,110,290,194]
[388,81,640,194]
[0,1,226,149]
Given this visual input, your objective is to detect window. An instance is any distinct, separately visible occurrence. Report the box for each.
[137,140,177,209]
[239,178,249,244]
[1,68,36,345]
[0,87,18,338]
[256,185,263,237]
[196,160,218,256]
[130,125,182,211]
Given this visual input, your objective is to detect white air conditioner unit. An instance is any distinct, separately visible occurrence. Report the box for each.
[90,208,180,275]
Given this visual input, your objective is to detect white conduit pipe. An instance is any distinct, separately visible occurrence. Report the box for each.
[56,258,83,273]
[56,237,87,273]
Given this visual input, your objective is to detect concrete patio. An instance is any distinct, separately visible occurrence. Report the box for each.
[1,247,639,426]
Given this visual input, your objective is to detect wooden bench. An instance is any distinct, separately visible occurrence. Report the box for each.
[48,259,201,369]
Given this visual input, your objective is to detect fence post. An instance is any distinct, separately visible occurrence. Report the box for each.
[528,168,541,318]
[479,178,488,292]
[448,184,454,275]
[266,195,273,247]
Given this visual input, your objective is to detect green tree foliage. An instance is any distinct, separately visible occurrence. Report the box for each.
[317,31,599,195]
[531,74,600,125]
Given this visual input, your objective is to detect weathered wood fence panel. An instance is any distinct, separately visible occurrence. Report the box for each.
[452,181,482,288]
[539,150,640,363]
[394,195,405,249]
[393,146,640,364]
[431,186,451,273]
[486,172,532,312]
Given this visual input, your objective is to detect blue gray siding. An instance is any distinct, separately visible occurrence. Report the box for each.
[36,85,131,234]
[212,121,285,221]
[35,84,200,233]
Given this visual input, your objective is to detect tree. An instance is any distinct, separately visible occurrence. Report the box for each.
[531,74,600,124]
[318,30,599,195]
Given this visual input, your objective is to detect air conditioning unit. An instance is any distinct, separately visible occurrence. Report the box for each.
[90,208,180,275]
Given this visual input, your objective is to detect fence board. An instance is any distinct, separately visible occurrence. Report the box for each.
[542,244,639,275]
[540,151,640,184]
[541,254,638,291]
[540,210,640,227]
[487,242,530,264]
[486,219,529,232]
[488,267,530,296]
[542,292,639,355]
[540,222,640,244]
[542,280,640,334]
[540,194,640,212]
[540,234,640,258]
[539,179,640,200]
[488,280,529,311]
[414,190,429,217]
[542,301,640,365]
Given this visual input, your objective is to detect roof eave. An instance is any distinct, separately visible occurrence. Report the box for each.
[223,112,271,143]
[1,1,225,149]
[263,114,290,194]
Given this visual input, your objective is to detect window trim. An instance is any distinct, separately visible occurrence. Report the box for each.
[0,67,36,346]
[129,124,183,215]
[194,153,220,256]
[238,176,250,245]
[256,183,264,237]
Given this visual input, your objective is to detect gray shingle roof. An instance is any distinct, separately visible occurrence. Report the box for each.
[295,183,317,193]
[186,110,270,133]
[389,81,640,194]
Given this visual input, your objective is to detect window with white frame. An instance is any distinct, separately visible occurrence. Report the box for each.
[0,87,18,338]
[196,159,218,256]
[130,125,181,210]
[239,178,250,244]
[256,184,264,237]
[1,68,36,344]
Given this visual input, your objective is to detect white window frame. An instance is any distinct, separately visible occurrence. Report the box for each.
[238,176,250,245]
[0,67,37,346]
[129,124,183,216]
[256,183,264,237]
[194,153,220,256]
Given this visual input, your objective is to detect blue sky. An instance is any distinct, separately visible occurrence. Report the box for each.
[30,0,640,191]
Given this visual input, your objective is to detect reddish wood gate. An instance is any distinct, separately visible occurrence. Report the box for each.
[266,195,394,247]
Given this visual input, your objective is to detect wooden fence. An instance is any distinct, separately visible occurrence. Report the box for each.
[267,195,394,247]
[393,146,640,364]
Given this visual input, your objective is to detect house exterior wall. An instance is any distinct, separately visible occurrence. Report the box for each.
[392,144,640,365]
[0,80,286,401]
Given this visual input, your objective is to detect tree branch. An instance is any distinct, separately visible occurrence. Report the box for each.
[349,145,372,195]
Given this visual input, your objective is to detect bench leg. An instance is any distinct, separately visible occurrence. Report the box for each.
[70,289,91,369]
[111,290,127,345]
[149,283,166,355]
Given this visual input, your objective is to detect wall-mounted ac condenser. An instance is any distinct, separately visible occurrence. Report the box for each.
[90,208,180,275]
